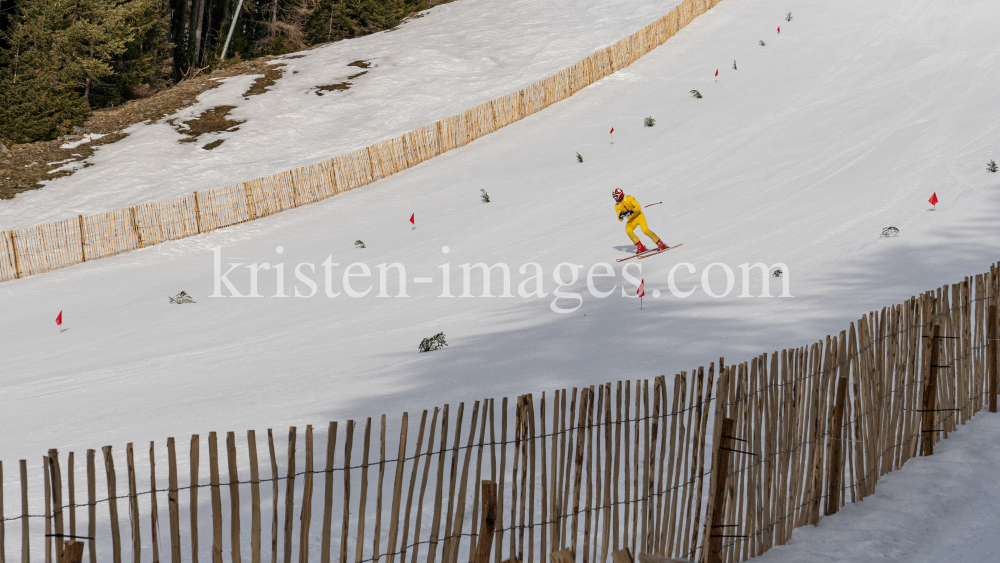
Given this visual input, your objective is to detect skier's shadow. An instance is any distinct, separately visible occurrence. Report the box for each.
[613,245,637,252]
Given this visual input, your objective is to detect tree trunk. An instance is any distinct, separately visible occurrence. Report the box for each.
[192,0,207,65]
[199,1,214,66]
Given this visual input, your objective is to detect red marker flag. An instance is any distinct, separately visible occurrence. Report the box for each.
[777,26,781,33]
[637,279,645,297]
[409,213,415,225]
[56,311,63,325]
[610,127,614,134]
[929,192,939,208]
[715,68,719,77]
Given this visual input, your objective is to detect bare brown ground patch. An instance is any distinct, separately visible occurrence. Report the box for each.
[243,64,286,96]
[203,139,225,150]
[0,133,128,199]
[315,71,368,95]
[171,106,245,141]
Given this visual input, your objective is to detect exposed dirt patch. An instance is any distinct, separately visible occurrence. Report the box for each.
[171,106,245,140]
[0,56,286,199]
[315,71,368,95]
[0,133,128,199]
[316,82,351,95]
[348,60,371,69]
[203,140,225,151]
[242,64,286,96]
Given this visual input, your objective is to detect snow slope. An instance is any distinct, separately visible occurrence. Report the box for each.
[0,0,685,230]
[1,0,1000,549]
[756,411,1000,563]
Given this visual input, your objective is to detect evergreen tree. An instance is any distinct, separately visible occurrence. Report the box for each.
[304,0,427,45]
[0,0,91,142]
[0,0,172,142]
[90,0,173,106]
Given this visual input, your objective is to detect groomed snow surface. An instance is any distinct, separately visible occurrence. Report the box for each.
[2,0,1000,559]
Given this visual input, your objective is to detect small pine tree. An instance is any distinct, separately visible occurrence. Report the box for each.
[772,269,783,278]
[988,160,998,173]
[759,40,766,46]
[168,291,196,304]
[418,332,447,353]
[480,189,490,203]
[644,116,655,127]
[576,152,583,163]
[786,12,793,21]
[690,90,702,99]
[880,226,899,238]
[733,60,737,70]
[355,240,366,248]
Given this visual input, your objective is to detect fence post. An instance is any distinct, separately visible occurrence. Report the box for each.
[20,461,28,563]
[989,305,997,413]
[8,232,21,279]
[698,363,728,563]
[826,376,849,515]
[87,450,96,563]
[365,147,377,184]
[193,192,203,234]
[476,481,497,563]
[706,418,735,563]
[48,451,65,563]
[244,184,257,222]
[102,446,123,563]
[78,216,87,262]
[921,324,941,456]
[63,541,85,563]
[167,438,181,563]
[129,207,145,249]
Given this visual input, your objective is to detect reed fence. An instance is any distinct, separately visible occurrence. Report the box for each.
[1,262,998,563]
[0,0,725,284]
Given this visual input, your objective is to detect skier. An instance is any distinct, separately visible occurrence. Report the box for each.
[613,188,668,254]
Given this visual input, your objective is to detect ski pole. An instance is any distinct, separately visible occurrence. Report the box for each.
[645,201,663,208]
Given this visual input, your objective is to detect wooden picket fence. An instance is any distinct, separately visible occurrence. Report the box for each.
[0,0,726,284]
[0,262,998,563]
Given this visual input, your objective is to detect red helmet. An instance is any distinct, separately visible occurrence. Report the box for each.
[612,188,624,202]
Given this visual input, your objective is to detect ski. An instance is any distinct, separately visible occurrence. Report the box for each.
[637,243,683,259]
[615,243,682,262]
[616,249,657,262]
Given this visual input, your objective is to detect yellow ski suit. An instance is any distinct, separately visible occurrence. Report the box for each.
[615,195,661,245]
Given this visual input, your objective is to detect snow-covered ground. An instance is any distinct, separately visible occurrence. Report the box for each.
[3,0,1000,457]
[756,411,1000,563]
[0,0,685,230]
[1,0,1000,556]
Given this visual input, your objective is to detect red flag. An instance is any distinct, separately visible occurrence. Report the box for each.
[56,311,63,326]
[637,279,645,297]
[777,26,781,33]
[409,213,415,225]
[929,192,939,206]
[610,127,614,134]
[715,68,719,77]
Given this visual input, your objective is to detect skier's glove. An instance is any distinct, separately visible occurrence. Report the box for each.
[618,210,634,220]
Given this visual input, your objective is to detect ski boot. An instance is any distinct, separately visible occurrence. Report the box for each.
[635,241,648,254]
[656,240,668,251]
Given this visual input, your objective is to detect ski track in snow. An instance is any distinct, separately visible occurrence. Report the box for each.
[1,0,1000,556]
